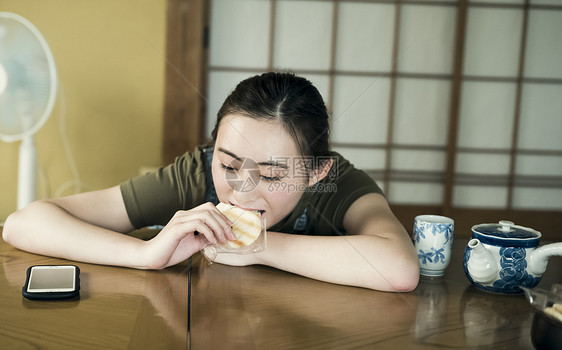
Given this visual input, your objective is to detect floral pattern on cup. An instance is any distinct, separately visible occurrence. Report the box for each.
[418,247,446,265]
[415,221,453,265]
[414,222,453,245]
[414,215,454,277]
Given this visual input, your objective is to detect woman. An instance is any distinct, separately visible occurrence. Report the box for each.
[3,72,419,291]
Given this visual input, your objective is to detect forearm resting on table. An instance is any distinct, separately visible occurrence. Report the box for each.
[212,231,420,292]
[2,201,148,269]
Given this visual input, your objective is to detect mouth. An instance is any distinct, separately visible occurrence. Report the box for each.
[230,202,265,214]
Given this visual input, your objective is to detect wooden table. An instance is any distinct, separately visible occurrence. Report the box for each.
[1,227,560,350]
[0,228,189,350]
[190,239,562,350]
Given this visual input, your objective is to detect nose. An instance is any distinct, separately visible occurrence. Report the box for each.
[231,179,263,210]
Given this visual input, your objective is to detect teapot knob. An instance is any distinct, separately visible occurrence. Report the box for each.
[499,220,515,232]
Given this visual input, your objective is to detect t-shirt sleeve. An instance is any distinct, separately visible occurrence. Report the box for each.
[119,148,207,229]
[311,153,384,235]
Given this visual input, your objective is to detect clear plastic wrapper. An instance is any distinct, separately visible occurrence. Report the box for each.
[522,284,562,314]
[202,214,266,263]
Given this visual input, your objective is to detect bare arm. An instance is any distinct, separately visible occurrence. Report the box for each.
[2,186,148,267]
[211,193,420,291]
[2,186,234,269]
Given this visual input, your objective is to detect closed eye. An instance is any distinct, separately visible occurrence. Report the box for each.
[220,163,237,172]
[221,163,281,182]
[260,175,281,182]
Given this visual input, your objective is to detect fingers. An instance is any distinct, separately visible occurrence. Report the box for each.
[205,205,236,241]
[168,202,235,244]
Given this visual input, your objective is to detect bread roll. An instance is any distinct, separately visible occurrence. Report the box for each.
[217,203,262,248]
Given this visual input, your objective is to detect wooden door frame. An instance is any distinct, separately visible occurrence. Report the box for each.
[162,0,208,165]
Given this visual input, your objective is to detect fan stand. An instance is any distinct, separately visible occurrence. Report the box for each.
[0,12,58,210]
[17,134,37,210]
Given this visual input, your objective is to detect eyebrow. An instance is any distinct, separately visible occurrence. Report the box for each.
[217,147,289,169]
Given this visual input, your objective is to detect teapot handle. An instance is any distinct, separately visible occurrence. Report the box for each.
[529,242,562,276]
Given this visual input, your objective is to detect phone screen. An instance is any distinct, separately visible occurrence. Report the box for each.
[27,266,76,292]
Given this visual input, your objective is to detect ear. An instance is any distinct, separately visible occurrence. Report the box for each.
[308,157,334,187]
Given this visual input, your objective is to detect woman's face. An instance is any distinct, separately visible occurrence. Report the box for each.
[212,114,309,229]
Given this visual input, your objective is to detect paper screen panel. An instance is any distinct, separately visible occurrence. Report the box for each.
[391,149,446,172]
[393,78,451,146]
[463,7,523,77]
[516,155,562,177]
[524,10,562,79]
[455,153,511,176]
[273,1,333,70]
[335,2,395,72]
[513,188,562,210]
[468,0,524,4]
[457,81,516,149]
[453,186,508,209]
[388,182,443,205]
[398,5,456,74]
[331,76,390,144]
[530,0,562,4]
[209,0,270,69]
[331,147,386,173]
[518,84,562,151]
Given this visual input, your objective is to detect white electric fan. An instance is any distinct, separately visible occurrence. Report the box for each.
[0,12,58,209]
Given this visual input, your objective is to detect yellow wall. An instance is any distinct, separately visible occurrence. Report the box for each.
[0,0,166,221]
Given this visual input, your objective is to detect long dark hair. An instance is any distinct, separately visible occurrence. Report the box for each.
[211,72,331,174]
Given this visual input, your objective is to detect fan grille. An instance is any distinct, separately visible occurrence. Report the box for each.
[0,12,57,142]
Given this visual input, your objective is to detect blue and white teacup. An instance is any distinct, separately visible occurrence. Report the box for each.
[414,215,454,277]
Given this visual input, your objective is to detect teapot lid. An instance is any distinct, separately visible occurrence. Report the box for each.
[472,221,541,247]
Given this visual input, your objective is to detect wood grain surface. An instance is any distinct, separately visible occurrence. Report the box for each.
[1,228,560,350]
[190,239,561,350]
[0,228,189,350]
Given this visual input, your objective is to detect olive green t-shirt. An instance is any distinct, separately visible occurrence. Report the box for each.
[120,145,383,236]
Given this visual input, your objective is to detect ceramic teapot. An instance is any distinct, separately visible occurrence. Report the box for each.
[463,220,562,294]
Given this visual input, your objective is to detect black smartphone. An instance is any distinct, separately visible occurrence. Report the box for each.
[22,265,80,300]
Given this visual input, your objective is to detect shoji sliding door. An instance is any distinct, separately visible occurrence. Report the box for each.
[199,0,562,238]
